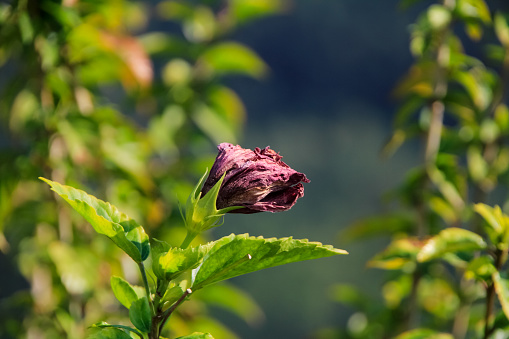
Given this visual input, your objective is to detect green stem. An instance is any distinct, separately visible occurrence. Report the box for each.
[159,289,192,334]
[180,231,198,249]
[138,262,154,314]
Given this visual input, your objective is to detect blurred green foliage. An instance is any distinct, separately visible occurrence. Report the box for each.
[0,0,284,338]
[325,0,509,338]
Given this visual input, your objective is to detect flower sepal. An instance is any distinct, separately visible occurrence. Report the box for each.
[184,169,241,237]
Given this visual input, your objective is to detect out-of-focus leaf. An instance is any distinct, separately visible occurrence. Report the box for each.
[230,0,285,23]
[451,67,493,111]
[200,42,267,78]
[87,327,133,339]
[465,256,496,281]
[394,328,454,339]
[9,90,39,133]
[495,12,509,47]
[417,228,486,262]
[429,196,457,224]
[192,103,237,144]
[427,165,465,212]
[195,283,264,326]
[100,33,153,89]
[339,213,414,244]
[40,178,150,263]
[176,333,214,339]
[18,11,34,43]
[207,86,246,130]
[110,276,139,310]
[192,234,347,289]
[183,6,216,43]
[368,238,422,271]
[91,323,143,339]
[330,284,366,308]
[495,104,509,132]
[382,275,412,308]
[418,277,459,319]
[129,297,151,333]
[493,272,509,321]
[474,203,509,246]
[467,145,489,182]
[427,5,451,31]
[393,62,435,98]
[48,242,99,295]
[456,0,491,23]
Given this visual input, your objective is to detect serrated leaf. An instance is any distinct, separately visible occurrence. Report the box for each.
[111,276,139,309]
[200,42,267,78]
[493,272,509,321]
[192,233,347,289]
[129,297,152,333]
[39,178,149,262]
[87,327,132,339]
[394,328,454,339]
[176,333,214,339]
[417,228,486,262]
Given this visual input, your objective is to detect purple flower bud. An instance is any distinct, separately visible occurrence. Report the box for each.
[201,143,310,214]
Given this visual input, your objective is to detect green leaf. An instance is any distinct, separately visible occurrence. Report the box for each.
[87,327,133,339]
[192,234,347,290]
[494,272,509,321]
[417,228,487,262]
[464,256,496,281]
[129,297,152,333]
[195,283,264,326]
[495,12,509,47]
[200,42,267,78]
[368,238,422,271]
[151,239,207,281]
[176,333,214,339]
[474,204,509,247]
[91,323,143,339]
[39,178,149,262]
[111,276,139,309]
[394,328,453,339]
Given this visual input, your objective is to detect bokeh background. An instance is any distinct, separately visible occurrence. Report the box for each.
[4,0,508,338]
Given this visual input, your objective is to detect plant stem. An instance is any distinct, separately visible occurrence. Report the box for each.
[138,262,154,314]
[180,231,198,249]
[484,248,507,338]
[159,288,192,334]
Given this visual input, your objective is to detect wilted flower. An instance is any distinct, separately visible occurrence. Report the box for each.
[201,143,310,214]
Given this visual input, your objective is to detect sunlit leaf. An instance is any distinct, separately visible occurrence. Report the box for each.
[394,328,454,339]
[495,12,509,47]
[40,178,150,263]
[176,333,214,339]
[111,276,139,310]
[230,0,285,23]
[129,297,152,333]
[368,238,422,271]
[91,323,143,339]
[151,238,206,281]
[87,327,133,339]
[192,233,347,289]
[465,256,496,281]
[494,272,509,321]
[200,42,267,78]
[417,228,486,262]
